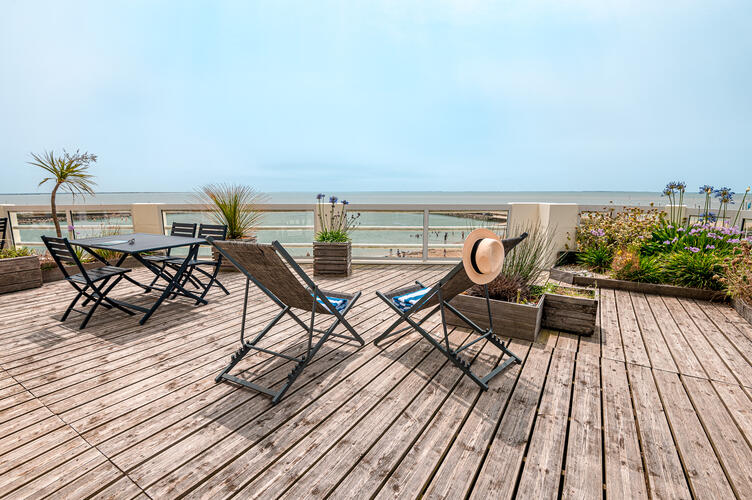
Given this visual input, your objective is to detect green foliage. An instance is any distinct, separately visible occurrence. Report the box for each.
[641,221,740,256]
[470,222,556,302]
[0,246,35,259]
[576,207,662,253]
[577,246,613,273]
[28,149,97,237]
[662,251,724,290]
[315,229,350,243]
[197,183,266,240]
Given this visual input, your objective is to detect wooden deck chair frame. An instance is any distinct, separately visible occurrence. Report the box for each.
[208,238,365,404]
[374,233,528,390]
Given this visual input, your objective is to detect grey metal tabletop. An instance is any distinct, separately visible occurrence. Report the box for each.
[70,232,206,253]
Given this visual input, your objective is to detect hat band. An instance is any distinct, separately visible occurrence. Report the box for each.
[470,239,483,274]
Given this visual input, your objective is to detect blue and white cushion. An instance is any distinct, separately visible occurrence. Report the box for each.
[316,295,348,313]
[392,288,431,311]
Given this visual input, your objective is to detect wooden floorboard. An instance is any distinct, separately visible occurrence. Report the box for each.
[2,264,752,498]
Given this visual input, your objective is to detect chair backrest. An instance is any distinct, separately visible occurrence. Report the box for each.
[0,217,7,250]
[170,222,197,238]
[211,239,330,314]
[41,236,87,280]
[198,224,228,241]
[167,222,197,256]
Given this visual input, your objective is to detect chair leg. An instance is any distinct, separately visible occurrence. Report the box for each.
[80,288,106,329]
[61,289,85,322]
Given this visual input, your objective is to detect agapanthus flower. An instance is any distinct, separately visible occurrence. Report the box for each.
[316,193,325,200]
[699,185,714,194]
[329,196,338,204]
[684,246,700,253]
[342,200,349,205]
[714,187,734,202]
[662,187,672,196]
[675,181,686,191]
[706,244,715,250]
[677,227,685,232]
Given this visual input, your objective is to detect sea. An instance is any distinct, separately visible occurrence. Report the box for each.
[0,190,720,207]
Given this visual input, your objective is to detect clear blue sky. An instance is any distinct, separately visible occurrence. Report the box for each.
[1,0,750,194]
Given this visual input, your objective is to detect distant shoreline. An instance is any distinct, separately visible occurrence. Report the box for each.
[0,190,715,207]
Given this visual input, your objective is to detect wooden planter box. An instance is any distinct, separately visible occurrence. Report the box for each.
[550,267,726,301]
[732,298,752,326]
[0,256,42,294]
[446,293,544,342]
[313,241,351,277]
[542,288,599,336]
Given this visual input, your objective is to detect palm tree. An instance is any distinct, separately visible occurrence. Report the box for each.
[28,150,97,237]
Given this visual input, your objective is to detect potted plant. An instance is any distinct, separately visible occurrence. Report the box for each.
[313,194,360,277]
[446,223,555,342]
[196,183,265,271]
[0,247,42,294]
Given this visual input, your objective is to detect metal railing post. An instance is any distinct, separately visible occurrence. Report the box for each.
[422,209,429,263]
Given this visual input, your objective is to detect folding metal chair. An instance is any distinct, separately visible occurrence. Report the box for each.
[41,236,135,329]
[374,232,528,390]
[144,222,197,289]
[0,217,7,250]
[209,238,364,404]
[167,224,229,303]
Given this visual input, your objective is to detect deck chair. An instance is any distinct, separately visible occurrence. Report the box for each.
[42,236,135,329]
[209,238,365,404]
[375,232,528,390]
[0,217,7,250]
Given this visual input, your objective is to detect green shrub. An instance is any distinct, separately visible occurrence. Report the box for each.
[0,247,35,259]
[577,246,613,273]
[662,251,724,290]
[315,229,350,243]
[636,255,667,283]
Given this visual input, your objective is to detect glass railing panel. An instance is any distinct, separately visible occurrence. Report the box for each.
[70,211,133,238]
[346,211,424,259]
[426,210,508,259]
[10,212,69,248]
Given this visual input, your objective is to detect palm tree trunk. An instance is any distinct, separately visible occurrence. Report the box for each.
[51,182,62,237]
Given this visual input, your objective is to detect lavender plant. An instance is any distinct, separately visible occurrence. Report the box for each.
[315,194,360,242]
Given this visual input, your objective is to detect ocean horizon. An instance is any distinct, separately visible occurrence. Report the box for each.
[0,190,722,208]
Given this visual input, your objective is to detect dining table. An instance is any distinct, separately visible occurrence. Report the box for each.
[70,232,208,325]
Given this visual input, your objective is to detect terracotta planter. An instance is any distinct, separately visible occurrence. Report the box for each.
[446,293,544,342]
[313,241,351,277]
[542,288,599,336]
[0,255,42,294]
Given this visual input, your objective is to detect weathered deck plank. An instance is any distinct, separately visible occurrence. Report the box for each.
[2,264,752,499]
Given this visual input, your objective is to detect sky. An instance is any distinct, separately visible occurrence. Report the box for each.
[1,0,751,194]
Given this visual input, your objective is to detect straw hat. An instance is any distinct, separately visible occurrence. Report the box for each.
[462,228,505,284]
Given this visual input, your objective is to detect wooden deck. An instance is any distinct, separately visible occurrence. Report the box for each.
[2,264,752,499]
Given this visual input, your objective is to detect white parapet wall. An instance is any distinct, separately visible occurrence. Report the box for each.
[507,203,580,265]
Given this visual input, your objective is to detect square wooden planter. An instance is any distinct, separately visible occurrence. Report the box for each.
[446,293,544,342]
[313,241,351,277]
[446,287,599,341]
[542,288,599,336]
[0,255,42,294]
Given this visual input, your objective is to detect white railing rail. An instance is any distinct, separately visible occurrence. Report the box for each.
[2,201,749,263]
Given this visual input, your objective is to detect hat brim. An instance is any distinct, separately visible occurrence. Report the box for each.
[462,228,505,285]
